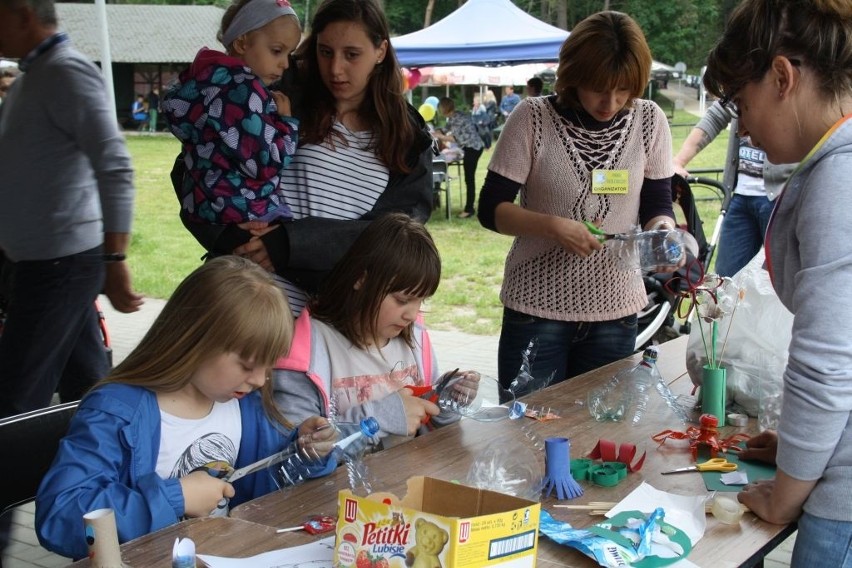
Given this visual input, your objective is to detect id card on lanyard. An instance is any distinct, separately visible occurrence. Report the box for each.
[591,169,629,194]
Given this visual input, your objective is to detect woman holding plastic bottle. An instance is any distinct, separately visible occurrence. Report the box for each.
[478,11,678,398]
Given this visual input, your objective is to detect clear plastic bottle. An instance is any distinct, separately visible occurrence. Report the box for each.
[272,417,380,488]
[611,228,685,272]
[628,347,659,425]
[588,364,634,423]
[655,370,692,424]
[587,347,659,423]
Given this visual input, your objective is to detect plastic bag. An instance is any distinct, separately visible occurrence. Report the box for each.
[539,509,693,567]
[686,249,793,417]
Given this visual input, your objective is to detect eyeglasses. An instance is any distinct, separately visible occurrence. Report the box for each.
[719,94,740,119]
[717,57,801,121]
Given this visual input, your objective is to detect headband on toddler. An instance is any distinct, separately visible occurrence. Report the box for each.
[222,0,298,47]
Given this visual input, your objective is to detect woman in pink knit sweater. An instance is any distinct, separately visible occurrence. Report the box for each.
[477,11,678,399]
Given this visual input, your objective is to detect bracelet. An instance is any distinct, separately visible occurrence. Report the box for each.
[650,220,675,231]
[103,253,126,263]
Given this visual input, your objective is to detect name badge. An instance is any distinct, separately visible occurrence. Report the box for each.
[591,169,629,194]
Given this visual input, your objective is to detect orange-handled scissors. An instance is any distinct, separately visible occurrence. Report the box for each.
[661,457,738,475]
[404,368,459,425]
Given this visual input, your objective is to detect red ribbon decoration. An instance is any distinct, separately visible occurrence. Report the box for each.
[587,439,646,472]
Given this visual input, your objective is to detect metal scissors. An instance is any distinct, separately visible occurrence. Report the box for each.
[224,449,292,483]
[661,457,738,475]
[209,450,294,511]
[583,220,629,242]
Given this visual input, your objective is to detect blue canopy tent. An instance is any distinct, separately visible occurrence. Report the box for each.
[391,0,568,67]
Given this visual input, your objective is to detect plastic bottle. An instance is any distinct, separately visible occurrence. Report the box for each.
[588,364,634,423]
[611,228,685,272]
[271,417,380,488]
[655,369,692,424]
[587,347,659,423]
[628,347,659,425]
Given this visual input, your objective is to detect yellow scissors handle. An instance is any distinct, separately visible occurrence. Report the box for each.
[696,458,738,472]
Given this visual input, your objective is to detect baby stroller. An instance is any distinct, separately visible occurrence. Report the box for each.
[634,173,731,350]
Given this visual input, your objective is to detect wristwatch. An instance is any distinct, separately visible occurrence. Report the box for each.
[103,253,126,263]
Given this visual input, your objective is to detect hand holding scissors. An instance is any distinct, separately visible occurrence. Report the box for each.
[583,220,629,242]
[662,457,738,475]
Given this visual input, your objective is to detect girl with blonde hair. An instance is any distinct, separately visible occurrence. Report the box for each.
[35,256,336,560]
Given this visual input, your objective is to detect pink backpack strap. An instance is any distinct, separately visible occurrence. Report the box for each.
[416,312,432,383]
[275,308,313,371]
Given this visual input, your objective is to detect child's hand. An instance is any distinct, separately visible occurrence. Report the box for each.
[297,416,337,459]
[270,90,292,116]
[399,389,439,435]
[448,370,480,399]
[180,470,235,518]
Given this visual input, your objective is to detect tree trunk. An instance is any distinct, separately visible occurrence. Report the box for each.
[555,0,567,29]
[424,0,436,26]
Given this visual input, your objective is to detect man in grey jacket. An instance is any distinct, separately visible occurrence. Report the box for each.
[0,0,143,418]
[673,100,796,276]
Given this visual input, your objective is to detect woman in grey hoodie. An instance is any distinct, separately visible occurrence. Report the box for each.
[703,0,852,565]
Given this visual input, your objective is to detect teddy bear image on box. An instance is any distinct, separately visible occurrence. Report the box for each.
[405,518,449,568]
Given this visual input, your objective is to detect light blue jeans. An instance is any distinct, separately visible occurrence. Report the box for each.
[496,307,637,401]
[714,193,775,277]
[791,513,852,567]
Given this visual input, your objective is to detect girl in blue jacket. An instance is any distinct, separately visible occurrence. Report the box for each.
[273,213,480,453]
[35,256,336,560]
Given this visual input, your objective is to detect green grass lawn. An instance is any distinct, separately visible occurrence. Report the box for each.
[125,105,729,336]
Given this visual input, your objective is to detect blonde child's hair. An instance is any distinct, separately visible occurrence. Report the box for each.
[309,213,441,349]
[218,0,300,55]
[102,256,295,428]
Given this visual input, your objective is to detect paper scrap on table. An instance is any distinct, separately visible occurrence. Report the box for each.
[721,471,748,486]
[606,481,707,545]
[197,535,333,568]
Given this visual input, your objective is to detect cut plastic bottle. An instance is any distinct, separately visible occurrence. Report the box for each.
[610,228,685,272]
[588,347,658,423]
[271,417,380,488]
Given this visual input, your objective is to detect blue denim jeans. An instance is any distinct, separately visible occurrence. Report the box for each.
[791,512,852,567]
[496,307,637,401]
[0,246,108,417]
[714,193,775,277]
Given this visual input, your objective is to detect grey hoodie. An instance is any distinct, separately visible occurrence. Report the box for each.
[766,115,852,521]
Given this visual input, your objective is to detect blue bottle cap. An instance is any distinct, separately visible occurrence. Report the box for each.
[360,417,380,437]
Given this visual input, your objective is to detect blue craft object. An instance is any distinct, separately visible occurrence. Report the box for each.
[543,437,584,500]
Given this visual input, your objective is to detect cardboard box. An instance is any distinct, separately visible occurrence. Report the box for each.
[333,476,540,568]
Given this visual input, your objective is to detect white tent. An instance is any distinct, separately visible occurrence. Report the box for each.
[418,63,555,87]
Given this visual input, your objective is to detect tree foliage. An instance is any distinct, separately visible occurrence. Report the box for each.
[89,0,730,71]
[380,0,729,71]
